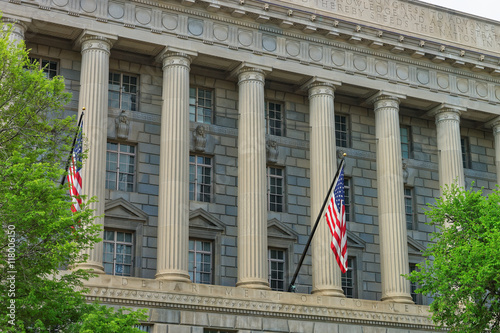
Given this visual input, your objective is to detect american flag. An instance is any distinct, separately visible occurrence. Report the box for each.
[325,159,348,273]
[67,120,83,213]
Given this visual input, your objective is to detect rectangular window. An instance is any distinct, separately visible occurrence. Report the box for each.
[204,330,236,333]
[405,188,414,230]
[267,167,284,212]
[189,239,213,284]
[335,115,348,148]
[30,57,58,79]
[103,230,133,276]
[189,155,212,202]
[266,101,284,136]
[400,126,411,159]
[108,72,138,111]
[344,178,351,222]
[106,142,135,192]
[341,257,356,298]
[190,87,213,124]
[135,325,152,333]
[461,137,471,169]
[409,263,422,304]
[268,248,286,291]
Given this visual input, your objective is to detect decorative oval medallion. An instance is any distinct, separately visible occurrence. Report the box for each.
[53,0,69,6]
[417,70,429,85]
[213,25,228,41]
[457,78,469,93]
[309,46,322,62]
[353,56,367,71]
[262,35,277,52]
[238,30,253,46]
[375,61,388,76]
[136,9,151,25]
[162,13,178,30]
[332,51,345,66]
[476,83,488,97]
[437,75,449,89]
[188,19,204,36]
[109,3,124,19]
[286,41,300,57]
[396,65,409,80]
[81,0,96,12]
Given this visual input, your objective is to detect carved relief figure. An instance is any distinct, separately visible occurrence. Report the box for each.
[266,139,279,163]
[115,110,130,140]
[194,125,207,152]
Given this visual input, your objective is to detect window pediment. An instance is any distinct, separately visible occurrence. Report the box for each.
[189,208,225,233]
[105,198,147,223]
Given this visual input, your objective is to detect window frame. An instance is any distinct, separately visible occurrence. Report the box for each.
[409,263,423,305]
[461,137,471,169]
[265,101,285,137]
[268,247,286,291]
[103,229,134,277]
[341,256,357,298]
[400,125,412,159]
[108,71,139,112]
[267,166,285,213]
[405,187,415,230]
[29,56,59,79]
[335,114,349,148]
[189,86,214,124]
[106,141,136,192]
[189,238,214,284]
[189,154,213,203]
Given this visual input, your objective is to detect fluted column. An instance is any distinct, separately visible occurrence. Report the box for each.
[76,34,115,273]
[236,64,270,290]
[492,118,500,185]
[156,49,196,282]
[307,80,344,296]
[432,106,465,194]
[370,92,413,303]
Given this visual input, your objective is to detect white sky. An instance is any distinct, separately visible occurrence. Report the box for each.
[418,0,500,22]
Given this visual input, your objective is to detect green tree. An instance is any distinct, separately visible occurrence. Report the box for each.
[0,20,146,332]
[409,184,500,332]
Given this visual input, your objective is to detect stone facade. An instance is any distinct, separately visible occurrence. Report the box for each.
[4,0,500,331]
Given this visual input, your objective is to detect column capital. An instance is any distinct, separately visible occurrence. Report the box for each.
[231,62,272,81]
[2,16,31,42]
[75,30,117,53]
[365,90,406,107]
[156,46,198,67]
[428,104,465,125]
[485,116,500,134]
[301,77,341,95]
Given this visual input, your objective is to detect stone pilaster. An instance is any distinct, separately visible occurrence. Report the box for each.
[488,117,500,185]
[307,80,344,297]
[156,49,197,282]
[76,33,115,273]
[369,92,413,304]
[235,64,270,290]
[432,106,465,193]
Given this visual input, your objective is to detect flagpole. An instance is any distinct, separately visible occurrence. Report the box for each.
[61,109,85,186]
[287,156,345,292]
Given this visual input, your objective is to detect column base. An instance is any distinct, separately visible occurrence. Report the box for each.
[236,279,270,290]
[155,271,192,283]
[74,262,105,274]
[312,287,345,297]
[381,293,414,304]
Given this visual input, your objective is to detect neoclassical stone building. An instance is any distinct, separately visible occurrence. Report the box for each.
[4,0,500,331]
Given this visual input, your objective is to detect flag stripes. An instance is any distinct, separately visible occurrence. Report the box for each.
[67,120,83,212]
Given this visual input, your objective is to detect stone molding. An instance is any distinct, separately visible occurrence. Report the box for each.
[5,0,500,109]
[82,276,436,330]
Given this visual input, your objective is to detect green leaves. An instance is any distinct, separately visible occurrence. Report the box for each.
[0,19,145,332]
[408,184,500,332]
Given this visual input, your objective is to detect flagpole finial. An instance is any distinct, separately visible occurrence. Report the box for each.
[82,107,86,110]
[343,153,347,157]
